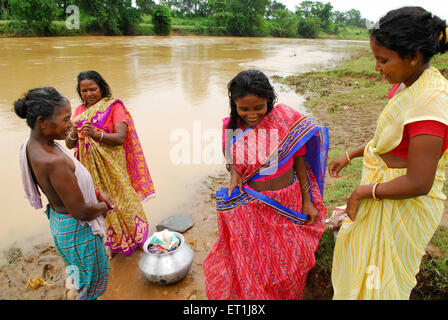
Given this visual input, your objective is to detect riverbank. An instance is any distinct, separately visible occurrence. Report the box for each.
[1,48,447,300]
[0,17,369,40]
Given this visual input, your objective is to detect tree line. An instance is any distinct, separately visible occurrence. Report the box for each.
[0,0,371,38]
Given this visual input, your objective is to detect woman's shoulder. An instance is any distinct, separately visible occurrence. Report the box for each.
[28,143,71,173]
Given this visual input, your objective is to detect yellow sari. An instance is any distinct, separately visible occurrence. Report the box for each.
[73,97,155,256]
[332,67,448,299]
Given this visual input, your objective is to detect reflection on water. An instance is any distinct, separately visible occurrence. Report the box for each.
[0,36,367,260]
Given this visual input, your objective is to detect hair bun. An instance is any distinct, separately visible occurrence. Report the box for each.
[13,97,28,119]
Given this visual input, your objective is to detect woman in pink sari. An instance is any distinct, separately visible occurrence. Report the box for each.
[203,69,329,299]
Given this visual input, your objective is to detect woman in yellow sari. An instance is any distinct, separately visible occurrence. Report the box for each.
[66,70,155,259]
[329,7,448,299]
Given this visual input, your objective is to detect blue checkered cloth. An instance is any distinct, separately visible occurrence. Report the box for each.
[46,207,109,300]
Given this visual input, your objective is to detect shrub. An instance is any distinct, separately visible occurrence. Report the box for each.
[152,4,171,36]
[298,17,321,39]
[9,0,58,36]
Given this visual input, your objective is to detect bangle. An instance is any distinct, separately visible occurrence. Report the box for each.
[300,180,310,192]
[372,183,380,201]
[68,131,78,141]
[98,132,104,142]
[95,188,100,199]
[226,164,231,172]
[345,152,351,165]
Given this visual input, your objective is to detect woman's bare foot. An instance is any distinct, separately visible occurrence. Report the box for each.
[105,246,114,260]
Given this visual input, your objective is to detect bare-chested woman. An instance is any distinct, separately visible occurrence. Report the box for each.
[15,87,114,300]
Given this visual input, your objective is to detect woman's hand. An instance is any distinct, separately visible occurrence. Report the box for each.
[345,185,370,221]
[302,200,319,226]
[97,190,115,215]
[80,120,100,140]
[329,154,349,178]
[228,165,243,197]
[69,120,79,138]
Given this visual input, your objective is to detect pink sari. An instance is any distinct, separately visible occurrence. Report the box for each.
[203,104,329,299]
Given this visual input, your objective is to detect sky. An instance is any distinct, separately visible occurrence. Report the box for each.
[279,0,448,22]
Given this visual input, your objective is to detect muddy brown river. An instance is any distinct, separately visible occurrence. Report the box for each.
[0,36,367,264]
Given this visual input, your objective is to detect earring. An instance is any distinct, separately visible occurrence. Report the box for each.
[411,61,416,66]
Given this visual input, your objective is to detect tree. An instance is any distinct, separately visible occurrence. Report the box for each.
[332,10,347,24]
[171,0,208,17]
[227,0,269,36]
[10,0,59,34]
[207,0,232,35]
[345,8,365,28]
[295,1,333,31]
[0,0,10,19]
[265,0,286,19]
[152,4,171,35]
[136,0,156,15]
[298,16,320,38]
[270,9,298,37]
[75,0,142,35]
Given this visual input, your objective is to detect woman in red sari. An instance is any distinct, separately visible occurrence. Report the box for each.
[203,69,329,299]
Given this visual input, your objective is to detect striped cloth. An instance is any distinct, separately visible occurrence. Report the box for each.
[46,207,109,300]
[332,67,448,299]
[204,172,326,299]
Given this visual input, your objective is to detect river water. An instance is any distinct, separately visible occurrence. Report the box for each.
[0,36,367,262]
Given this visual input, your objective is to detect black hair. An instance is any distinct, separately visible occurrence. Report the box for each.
[227,69,277,130]
[14,87,69,129]
[76,70,112,103]
[370,6,448,64]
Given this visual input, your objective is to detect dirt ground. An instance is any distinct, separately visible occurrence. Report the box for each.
[3,168,446,300]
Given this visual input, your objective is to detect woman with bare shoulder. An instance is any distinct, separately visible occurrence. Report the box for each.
[15,87,114,300]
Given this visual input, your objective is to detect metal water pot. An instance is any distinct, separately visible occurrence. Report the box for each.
[138,231,194,285]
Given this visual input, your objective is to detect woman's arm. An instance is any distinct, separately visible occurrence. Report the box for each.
[79,121,127,147]
[329,142,367,178]
[228,164,243,197]
[48,158,110,221]
[65,121,79,149]
[345,134,443,220]
[294,156,318,225]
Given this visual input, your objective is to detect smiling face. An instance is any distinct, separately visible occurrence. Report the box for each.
[79,79,103,107]
[370,37,422,87]
[47,103,73,140]
[235,94,268,128]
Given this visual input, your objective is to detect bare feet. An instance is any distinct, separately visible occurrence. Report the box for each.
[105,246,114,260]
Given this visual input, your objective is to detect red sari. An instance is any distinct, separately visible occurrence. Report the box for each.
[203,104,329,299]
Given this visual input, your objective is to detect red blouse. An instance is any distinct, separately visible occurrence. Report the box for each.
[387,85,448,159]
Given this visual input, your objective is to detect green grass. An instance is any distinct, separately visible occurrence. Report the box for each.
[320,26,370,40]
[323,149,363,211]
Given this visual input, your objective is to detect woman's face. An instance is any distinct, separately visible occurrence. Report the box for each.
[370,38,420,86]
[79,79,102,107]
[46,103,73,140]
[235,94,268,128]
